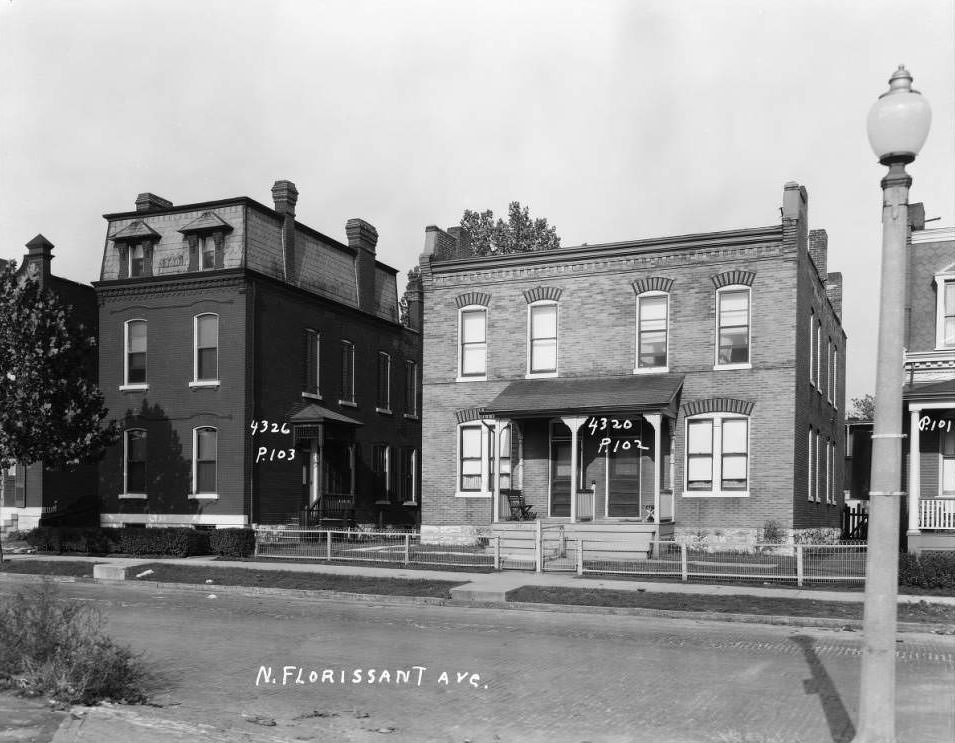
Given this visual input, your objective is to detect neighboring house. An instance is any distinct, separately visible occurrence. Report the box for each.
[0,236,100,532]
[419,182,846,551]
[903,207,955,552]
[93,183,422,529]
[843,418,873,506]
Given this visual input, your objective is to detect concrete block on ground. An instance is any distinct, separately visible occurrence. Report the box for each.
[449,584,507,602]
[93,564,129,581]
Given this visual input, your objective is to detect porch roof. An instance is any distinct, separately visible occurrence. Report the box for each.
[904,379,955,402]
[484,374,684,418]
[287,402,363,426]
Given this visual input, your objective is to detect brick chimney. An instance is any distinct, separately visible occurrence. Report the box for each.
[781,181,809,256]
[135,193,173,212]
[271,180,298,282]
[825,272,843,319]
[809,229,828,282]
[908,202,925,232]
[423,225,460,261]
[23,234,54,290]
[346,218,378,312]
[402,267,423,331]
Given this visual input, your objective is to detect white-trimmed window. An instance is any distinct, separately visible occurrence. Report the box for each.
[824,438,831,504]
[815,430,822,502]
[399,447,418,504]
[816,320,823,393]
[528,301,558,375]
[809,310,816,386]
[937,277,955,349]
[304,330,320,397]
[123,429,147,497]
[457,422,491,496]
[192,427,217,497]
[192,313,219,384]
[808,428,816,502]
[377,352,391,413]
[124,319,147,387]
[636,292,669,371]
[942,428,955,496]
[497,424,512,490]
[684,414,749,496]
[459,307,487,379]
[832,347,839,409]
[826,338,833,403]
[340,340,355,405]
[715,288,750,367]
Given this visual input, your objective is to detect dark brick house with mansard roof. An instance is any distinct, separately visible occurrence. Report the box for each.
[93,182,422,529]
[418,182,846,551]
[1,236,100,533]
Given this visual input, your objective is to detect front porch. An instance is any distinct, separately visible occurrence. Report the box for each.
[478,374,683,548]
[904,382,955,552]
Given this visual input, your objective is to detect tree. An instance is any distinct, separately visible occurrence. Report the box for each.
[849,393,875,420]
[460,201,560,257]
[0,261,118,558]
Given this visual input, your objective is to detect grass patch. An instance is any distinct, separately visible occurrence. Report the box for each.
[0,560,96,578]
[0,581,147,704]
[241,556,495,573]
[506,586,955,625]
[134,563,465,598]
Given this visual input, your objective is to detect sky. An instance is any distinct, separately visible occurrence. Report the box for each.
[1,0,953,404]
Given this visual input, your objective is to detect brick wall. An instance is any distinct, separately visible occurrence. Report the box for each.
[906,236,955,352]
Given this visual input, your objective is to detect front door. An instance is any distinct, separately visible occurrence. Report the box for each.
[607,444,640,517]
[550,440,572,517]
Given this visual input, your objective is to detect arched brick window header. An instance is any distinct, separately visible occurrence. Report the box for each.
[681,397,755,417]
[455,407,487,424]
[455,292,491,309]
[711,270,756,289]
[632,276,674,295]
[523,286,562,304]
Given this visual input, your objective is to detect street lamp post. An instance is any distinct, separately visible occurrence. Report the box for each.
[853,65,931,743]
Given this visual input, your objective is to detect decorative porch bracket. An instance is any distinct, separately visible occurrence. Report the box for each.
[559,415,589,523]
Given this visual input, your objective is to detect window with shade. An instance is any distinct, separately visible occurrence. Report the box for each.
[193,427,217,495]
[130,243,146,277]
[377,352,391,412]
[637,293,668,370]
[200,235,216,271]
[459,307,487,378]
[124,320,147,386]
[340,341,355,404]
[459,424,484,493]
[716,288,750,366]
[193,314,218,383]
[940,280,955,348]
[685,415,749,495]
[528,302,558,375]
[304,330,320,396]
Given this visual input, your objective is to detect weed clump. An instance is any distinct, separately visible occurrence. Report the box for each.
[0,581,146,704]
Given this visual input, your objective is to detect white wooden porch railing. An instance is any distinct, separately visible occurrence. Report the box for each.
[919,498,955,530]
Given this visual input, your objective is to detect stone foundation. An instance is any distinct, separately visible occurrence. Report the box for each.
[674,525,842,553]
[420,524,490,546]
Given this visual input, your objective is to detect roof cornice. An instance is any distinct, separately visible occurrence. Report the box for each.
[430,225,784,272]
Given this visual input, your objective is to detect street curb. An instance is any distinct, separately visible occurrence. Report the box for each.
[2,572,951,635]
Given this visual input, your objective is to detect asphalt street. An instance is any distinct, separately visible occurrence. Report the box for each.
[3,580,954,743]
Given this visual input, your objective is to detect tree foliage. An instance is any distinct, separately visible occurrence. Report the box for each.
[0,261,118,469]
[460,202,560,257]
[849,393,875,420]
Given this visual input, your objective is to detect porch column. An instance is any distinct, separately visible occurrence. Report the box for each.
[645,414,662,525]
[907,407,921,535]
[492,419,502,524]
[560,416,588,523]
[309,425,323,506]
[348,443,356,500]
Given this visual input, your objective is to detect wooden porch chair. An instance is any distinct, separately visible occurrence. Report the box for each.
[505,490,537,521]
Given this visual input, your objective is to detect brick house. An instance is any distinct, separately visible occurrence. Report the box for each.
[93,182,422,529]
[419,182,846,549]
[902,208,955,551]
[1,236,100,532]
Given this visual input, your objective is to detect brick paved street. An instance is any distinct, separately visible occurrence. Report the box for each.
[4,580,954,743]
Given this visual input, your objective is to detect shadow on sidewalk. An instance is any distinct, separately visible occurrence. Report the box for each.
[790,635,855,743]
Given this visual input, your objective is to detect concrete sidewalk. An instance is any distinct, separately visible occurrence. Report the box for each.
[6,551,955,606]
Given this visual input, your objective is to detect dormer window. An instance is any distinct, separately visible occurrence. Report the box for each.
[937,273,955,349]
[130,243,145,277]
[111,220,161,279]
[178,212,233,273]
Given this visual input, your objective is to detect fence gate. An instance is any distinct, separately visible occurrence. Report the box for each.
[539,524,578,571]
[841,504,868,540]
